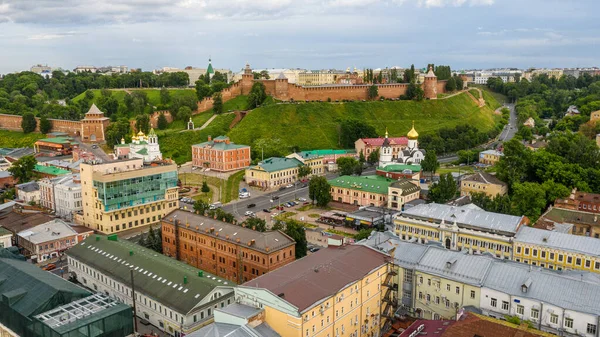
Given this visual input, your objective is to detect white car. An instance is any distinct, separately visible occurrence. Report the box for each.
[298,197,307,202]
[286,184,294,188]
[245,211,254,216]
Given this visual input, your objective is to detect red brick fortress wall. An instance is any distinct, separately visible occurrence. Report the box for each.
[0,114,82,136]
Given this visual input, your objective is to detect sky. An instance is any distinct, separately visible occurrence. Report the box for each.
[0,0,599,74]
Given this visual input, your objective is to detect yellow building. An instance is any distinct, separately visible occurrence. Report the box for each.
[514,226,600,273]
[395,203,527,259]
[245,157,305,190]
[236,245,390,337]
[478,150,503,166]
[460,171,508,198]
[286,152,325,177]
[79,158,178,234]
[297,70,345,86]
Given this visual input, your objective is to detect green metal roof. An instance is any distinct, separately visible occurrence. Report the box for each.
[36,137,73,144]
[250,157,303,173]
[34,164,70,176]
[136,148,148,155]
[66,235,232,314]
[328,175,395,194]
[207,59,214,74]
[0,226,11,236]
[0,148,13,156]
[377,164,422,173]
[299,149,355,157]
[0,257,90,318]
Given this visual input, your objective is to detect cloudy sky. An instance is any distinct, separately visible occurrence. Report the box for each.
[0,0,598,73]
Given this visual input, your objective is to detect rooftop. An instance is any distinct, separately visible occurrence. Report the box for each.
[377,164,422,173]
[461,171,507,187]
[390,179,421,196]
[297,149,355,157]
[34,164,71,176]
[17,219,79,244]
[0,226,12,237]
[162,210,295,254]
[249,157,303,173]
[441,312,555,337]
[16,181,40,193]
[515,226,600,257]
[329,175,395,194]
[66,235,233,314]
[359,137,408,147]
[480,149,504,156]
[35,137,73,145]
[540,207,600,226]
[400,203,524,235]
[241,245,388,312]
[194,136,250,151]
[0,211,55,234]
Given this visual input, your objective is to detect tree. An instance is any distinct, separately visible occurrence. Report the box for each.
[244,217,267,232]
[143,225,163,253]
[195,81,212,101]
[252,138,289,159]
[160,87,171,105]
[39,116,52,134]
[201,181,210,193]
[135,114,150,134]
[308,176,332,207]
[8,155,36,183]
[21,112,37,133]
[178,106,192,122]
[337,157,360,176]
[355,228,374,241]
[247,82,267,109]
[421,150,439,180]
[339,119,378,148]
[104,118,131,149]
[403,82,424,101]
[511,182,547,222]
[367,85,378,100]
[496,139,531,190]
[427,173,457,203]
[445,77,457,92]
[283,219,307,258]
[157,113,168,130]
[212,92,223,114]
[193,200,210,214]
[298,164,312,180]
[367,149,380,166]
[359,151,366,165]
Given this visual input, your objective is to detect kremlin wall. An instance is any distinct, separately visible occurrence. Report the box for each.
[0,64,448,142]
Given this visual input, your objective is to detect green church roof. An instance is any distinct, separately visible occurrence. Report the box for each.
[207,59,214,74]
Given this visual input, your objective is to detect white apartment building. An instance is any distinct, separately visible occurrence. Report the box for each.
[39,174,82,220]
[16,181,40,204]
[67,235,235,337]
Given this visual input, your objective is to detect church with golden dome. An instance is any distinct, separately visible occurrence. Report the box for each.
[379,121,425,167]
[114,128,163,162]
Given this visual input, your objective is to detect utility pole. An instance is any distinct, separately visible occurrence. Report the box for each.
[130,269,138,334]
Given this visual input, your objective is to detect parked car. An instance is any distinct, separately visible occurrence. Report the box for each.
[42,263,56,271]
[263,208,271,213]
[272,196,280,200]
[309,247,320,253]
[244,211,254,216]
[247,203,256,208]
[298,197,307,202]
[279,186,286,191]
[286,184,294,188]
[290,201,297,206]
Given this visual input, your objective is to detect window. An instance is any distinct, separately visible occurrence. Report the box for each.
[490,298,497,307]
[531,308,539,321]
[446,284,450,291]
[516,305,524,315]
[470,290,475,299]
[567,256,573,264]
[502,301,509,311]
[587,323,597,334]
[550,314,558,324]
[564,318,574,329]
[455,286,460,294]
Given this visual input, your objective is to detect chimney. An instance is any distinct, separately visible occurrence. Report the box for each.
[208,135,212,141]
[225,139,230,145]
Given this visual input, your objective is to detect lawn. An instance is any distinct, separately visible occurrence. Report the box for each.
[0,130,44,148]
[179,173,225,202]
[227,92,500,150]
[159,113,236,164]
[437,166,475,175]
[471,84,508,107]
[164,95,249,131]
[223,171,245,203]
[469,89,481,100]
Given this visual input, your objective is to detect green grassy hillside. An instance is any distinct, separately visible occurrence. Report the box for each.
[0,130,44,148]
[227,92,500,150]
[72,88,197,106]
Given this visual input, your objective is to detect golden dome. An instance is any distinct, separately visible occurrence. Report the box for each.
[137,131,145,136]
[407,121,419,140]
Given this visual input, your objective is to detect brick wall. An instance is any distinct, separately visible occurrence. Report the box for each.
[0,114,83,136]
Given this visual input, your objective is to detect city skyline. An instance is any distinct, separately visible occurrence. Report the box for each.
[0,0,599,73]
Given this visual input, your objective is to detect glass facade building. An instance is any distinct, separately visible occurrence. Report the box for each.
[93,171,177,212]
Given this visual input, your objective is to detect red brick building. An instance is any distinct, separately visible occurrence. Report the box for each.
[354,136,408,159]
[161,210,296,284]
[192,136,251,172]
[555,189,600,213]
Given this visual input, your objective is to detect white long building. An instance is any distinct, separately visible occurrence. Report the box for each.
[66,235,235,337]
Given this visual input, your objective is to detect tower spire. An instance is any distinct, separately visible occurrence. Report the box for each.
[385,127,388,138]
